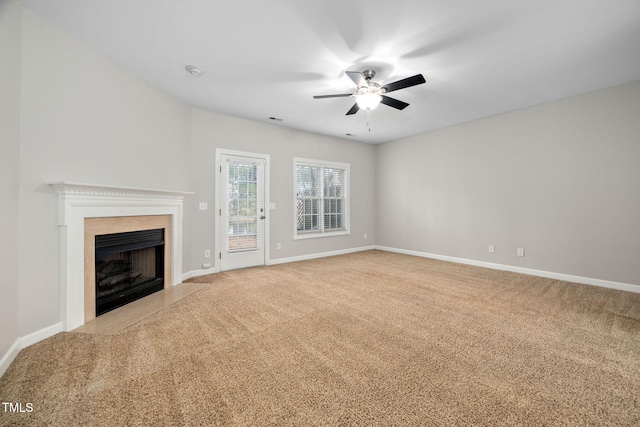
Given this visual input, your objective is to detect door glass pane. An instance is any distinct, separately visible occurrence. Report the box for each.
[227,161,258,252]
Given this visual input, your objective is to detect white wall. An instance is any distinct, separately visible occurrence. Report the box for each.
[187,108,376,272]
[376,81,640,286]
[18,8,192,335]
[0,0,22,365]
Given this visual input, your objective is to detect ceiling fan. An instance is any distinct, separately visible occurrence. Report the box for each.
[313,69,426,115]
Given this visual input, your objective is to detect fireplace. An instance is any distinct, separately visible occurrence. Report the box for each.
[49,182,192,331]
[95,229,165,316]
[84,214,173,323]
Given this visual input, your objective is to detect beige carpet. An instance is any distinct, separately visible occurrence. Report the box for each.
[1,250,639,426]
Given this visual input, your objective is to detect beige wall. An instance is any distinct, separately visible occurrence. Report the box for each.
[187,108,376,272]
[18,8,192,335]
[376,81,640,285]
[0,0,22,363]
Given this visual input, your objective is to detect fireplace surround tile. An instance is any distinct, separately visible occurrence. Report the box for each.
[85,215,172,322]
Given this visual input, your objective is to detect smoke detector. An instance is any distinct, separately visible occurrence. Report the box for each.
[185,65,204,77]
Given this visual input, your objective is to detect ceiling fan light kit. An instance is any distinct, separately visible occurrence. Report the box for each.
[313,69,426,117]
[356,93,382,110]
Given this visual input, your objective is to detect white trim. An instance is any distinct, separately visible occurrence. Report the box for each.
[0,322,64,378]
[48,182,193,200]
[376,246,640,294]
[49,182,192,331]
[181,246,376,277]
[0,340,20,378]
[268,245,376,265]
[19,322,64,348]
[182,266,219,281]
[215,149,271,272]
[294,229,350,240]
[293,157,351,170]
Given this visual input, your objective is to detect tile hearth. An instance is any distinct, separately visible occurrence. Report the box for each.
[73,281,208,335]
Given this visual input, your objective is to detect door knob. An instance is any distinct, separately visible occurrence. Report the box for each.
[260,215,266,220]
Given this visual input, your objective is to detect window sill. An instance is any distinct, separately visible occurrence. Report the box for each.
[294,229,350,240]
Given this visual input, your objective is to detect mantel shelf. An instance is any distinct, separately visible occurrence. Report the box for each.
[48,181,194,199]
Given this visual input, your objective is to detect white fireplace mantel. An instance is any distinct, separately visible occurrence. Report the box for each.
[49,182,193,331]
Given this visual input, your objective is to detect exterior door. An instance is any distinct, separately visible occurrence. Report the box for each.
[219,154,266,271]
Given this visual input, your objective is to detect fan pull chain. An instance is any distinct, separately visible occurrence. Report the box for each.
[366,109,371,132]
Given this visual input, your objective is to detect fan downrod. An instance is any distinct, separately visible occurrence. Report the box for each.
[362,69,376,80]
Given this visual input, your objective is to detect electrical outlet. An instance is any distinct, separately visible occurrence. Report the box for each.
[517,248,525,257]
[204,249,211,258]
[488,245,495,253]
[364,233,368,240]
[202,263,212,269]
[276,243,281,250]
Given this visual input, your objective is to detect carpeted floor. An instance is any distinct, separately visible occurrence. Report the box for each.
[1,250,639,426]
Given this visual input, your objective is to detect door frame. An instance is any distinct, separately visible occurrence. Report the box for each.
[215,148,270,271]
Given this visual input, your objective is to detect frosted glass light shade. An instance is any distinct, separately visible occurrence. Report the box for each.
[356,93,382,110]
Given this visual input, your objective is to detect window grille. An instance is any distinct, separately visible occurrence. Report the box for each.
[294,158,349,238]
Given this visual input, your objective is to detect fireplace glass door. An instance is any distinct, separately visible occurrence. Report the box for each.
[95,229,165,315]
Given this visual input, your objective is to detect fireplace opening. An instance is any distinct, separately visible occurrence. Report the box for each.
[95,228,165,316]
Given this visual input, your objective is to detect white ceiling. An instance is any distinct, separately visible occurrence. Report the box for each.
[23,0,640,144]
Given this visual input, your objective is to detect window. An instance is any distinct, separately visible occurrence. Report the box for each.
[294,158,350,239]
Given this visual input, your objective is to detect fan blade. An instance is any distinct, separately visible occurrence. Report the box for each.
[380,95,409,110]
[346,103,360,115]
[346,71,367,88]
[382,74,426,93]
[313,93,353,99]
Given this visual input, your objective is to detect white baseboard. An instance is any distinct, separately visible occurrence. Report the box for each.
[182,246,377,278]
[376,246,640,294]
[182,266,218,282]
[268,245,377,266]
[20,322,64,348]
[0,322,63,378]
[0,339,21,378]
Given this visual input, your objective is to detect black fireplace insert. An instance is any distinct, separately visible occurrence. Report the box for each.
[95,228,165,316]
